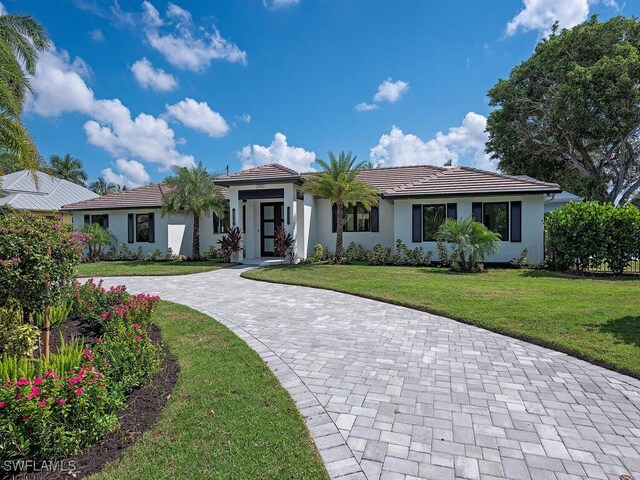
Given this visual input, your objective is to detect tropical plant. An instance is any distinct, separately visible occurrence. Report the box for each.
[89,177,119,195]
[0,306,39,357]
[163,162,226,259]
[304,151,379,261]
[0,12,51,180]
[274,224,294,262]
[486,16,640,204]
[48,154,88,185]
[436,218,501,272]
[80,222,116,262]
[218,226,242,262]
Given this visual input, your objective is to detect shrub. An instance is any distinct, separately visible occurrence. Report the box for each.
[308,243,334,263]
[72,279,129,332]
[0,307,39,357]
[436,239,450,267]
[345,242,367,263]
[218,226,243,262]
[436,218,501,272]
[80,223,116,262]
[0,212,85,318]
[510,249,529,268]
[202,245,221,260]
[367,244,393,265]
[545,202,640,274]
[393,240,432,266]
[274,225,295,262]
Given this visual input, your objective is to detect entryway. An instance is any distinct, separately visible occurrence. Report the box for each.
[260,202,284,256]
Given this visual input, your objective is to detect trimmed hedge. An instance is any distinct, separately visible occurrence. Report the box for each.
[544,202,640,274]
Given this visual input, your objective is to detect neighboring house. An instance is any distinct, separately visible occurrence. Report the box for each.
[543,190,583,213]
[0,170,98,222]
[63,163,561,263]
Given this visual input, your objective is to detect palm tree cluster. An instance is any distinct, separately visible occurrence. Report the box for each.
[0,12,50,175]
[436,217,501,272]
[89,177,126,195]
[48,153,88,186]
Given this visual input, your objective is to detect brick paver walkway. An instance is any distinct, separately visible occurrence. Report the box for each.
[100,267,640,480]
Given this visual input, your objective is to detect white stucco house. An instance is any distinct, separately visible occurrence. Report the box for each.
[62,163,561,263]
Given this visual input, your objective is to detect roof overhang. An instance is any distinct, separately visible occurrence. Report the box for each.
[381,188,562,199]
[214,176,304,187]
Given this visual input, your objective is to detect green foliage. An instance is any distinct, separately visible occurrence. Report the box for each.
[202,245,222,260]
[0,212,84,317]
[163,162,226,258]
[486,16,640,204]
[393,239,433,266]
[89,177,125,195]
[48,153,87,186]
[274,224,294,261]
[218,226,243,262]
[303,151,379,259]
[34,301,72,330]
[72,279,130,332]
[145,248,179,261]
[436,218,502,272]
[510,249,529,269]
[367,244,393,266]
[344,242,367,263]
[545,202,640,274]
[436,239,451,267]
[80,222,116,262]
[306,243,334,263]
[0,307,39,357]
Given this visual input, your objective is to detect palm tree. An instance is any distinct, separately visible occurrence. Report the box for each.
[49,154,88,185]
[304,151,379,261]
[162,162,226,259]
[0,13,50,178]
[89,177,119,195]
[436,217,501,272]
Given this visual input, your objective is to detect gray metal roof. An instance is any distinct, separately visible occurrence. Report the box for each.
[0,170,98,211]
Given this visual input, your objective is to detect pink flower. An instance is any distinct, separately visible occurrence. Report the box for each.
[0,401,6,408]
[96,338,104,344]
[26,386,40,400]
[59,399,66,405]
[135,335,142,342]
[133,323,140,330]
[54,223,61,231]
[75,388,83,396]
[33,377,43,386]
[44,370,60,380]
[82,349,94,361]
[15,378,29,386]
[38,400,47,407]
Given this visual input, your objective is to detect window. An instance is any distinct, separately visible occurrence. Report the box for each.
[84,214,109,229]
[332,203,376,232]
[213,207,230,234]
[423,204,446,241]
[483,202,509,241]
[136,214,150,242]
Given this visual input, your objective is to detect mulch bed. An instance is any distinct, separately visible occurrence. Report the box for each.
[17,325,180,479]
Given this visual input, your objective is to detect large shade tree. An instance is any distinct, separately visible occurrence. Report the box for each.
[49,153,88,185]
[0,13,50,177]
[162,162,226,259]
[486,16,640,204]
[304,151,378,261]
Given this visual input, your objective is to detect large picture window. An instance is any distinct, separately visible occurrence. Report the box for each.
[84,214,109,229]
[483,202,509,241]
[136,214,150,242]
[332,203,378,232]
[423,204,446,241]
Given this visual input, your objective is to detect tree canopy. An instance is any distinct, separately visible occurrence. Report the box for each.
[49,153,88,186]
[486,16,640,204]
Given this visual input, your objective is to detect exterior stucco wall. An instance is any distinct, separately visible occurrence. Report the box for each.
[393,194,545,263]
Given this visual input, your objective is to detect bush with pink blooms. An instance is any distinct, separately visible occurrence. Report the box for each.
[72,278,130,331]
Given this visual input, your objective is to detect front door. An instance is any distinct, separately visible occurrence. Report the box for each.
[260,202,284,256]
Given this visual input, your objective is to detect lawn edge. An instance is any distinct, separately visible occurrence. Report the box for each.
[76,262,239,278]
[241,269,640,381]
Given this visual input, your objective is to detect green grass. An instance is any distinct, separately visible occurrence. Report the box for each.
[77,260,234,277]
[243,265,640,378]
[93,301,327,480]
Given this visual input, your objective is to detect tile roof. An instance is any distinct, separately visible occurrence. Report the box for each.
[0,170,98,211]
[62,183,229,211]
[216,163,302,184]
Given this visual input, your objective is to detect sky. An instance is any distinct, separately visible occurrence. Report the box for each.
[6,0,639,188]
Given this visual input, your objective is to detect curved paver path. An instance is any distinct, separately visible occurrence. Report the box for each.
[100,267,640,480]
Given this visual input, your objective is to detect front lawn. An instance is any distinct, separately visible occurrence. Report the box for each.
[243,265,640,378]
[77,260,233,277]
[94,301,327,480]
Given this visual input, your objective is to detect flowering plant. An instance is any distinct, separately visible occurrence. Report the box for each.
[72,279,130,331]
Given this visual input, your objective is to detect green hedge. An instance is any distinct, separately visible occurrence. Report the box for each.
[544,202,640,274]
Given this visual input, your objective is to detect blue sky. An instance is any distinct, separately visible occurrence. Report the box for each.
[9,0,639,187]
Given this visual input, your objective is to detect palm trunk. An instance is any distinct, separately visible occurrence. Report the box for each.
[192,212,200,259]
[336,202,344,262]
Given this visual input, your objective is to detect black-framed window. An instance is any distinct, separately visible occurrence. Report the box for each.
[423,204,446,241]
[84,214,109,229]
[483,202,509,241]
[332,203,378,232]
[213,207,230,234]
[136,214,150,242]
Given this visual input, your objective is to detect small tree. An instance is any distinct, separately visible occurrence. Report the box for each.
[436,218,501,272]
[80,223,116,262]
[218,226,242,263]
[274,224,294,263]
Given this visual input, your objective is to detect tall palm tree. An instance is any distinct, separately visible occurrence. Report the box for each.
[162,162,226,259]
[304,151,379,261]
[49,154,88,185]
[89,177,119,195]
[0,13,50,178]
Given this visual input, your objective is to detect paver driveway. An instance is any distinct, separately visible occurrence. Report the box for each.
[99,267,640,480]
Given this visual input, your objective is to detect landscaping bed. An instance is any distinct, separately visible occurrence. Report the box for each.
[243,264,640,378]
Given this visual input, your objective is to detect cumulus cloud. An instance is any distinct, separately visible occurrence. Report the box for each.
[131,58,178,92]
[89,29,104,41]
[238,133,316,172]
[370,112,496,171]
[101,159,151,188]
[506,0,618,37]
[141,1,246,72]
[165,98,229,138]
[355,78,409,112]
[29,47,195,171]
[263,0,300,9]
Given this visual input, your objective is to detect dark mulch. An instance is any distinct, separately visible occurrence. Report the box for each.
[16,326,180,480]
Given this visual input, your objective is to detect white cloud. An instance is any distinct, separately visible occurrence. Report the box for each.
[238,133,316,172]
[89,29,104,41]
[263,0,300,9]
[29,47,195,171]
[165,98,229,138]
[131,58,178,92]
[370,112,496,171]
[355,102,378,112]
[356,78,409,112]
[73,0,135,27]
[142,1,247,72]
[0,2,6,15]
[506,0,618,37]
[236,113,251,123]
[101,159,151,188]
[373,78,409,103]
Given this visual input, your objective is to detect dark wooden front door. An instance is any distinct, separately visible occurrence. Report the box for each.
[260,202,284,256]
